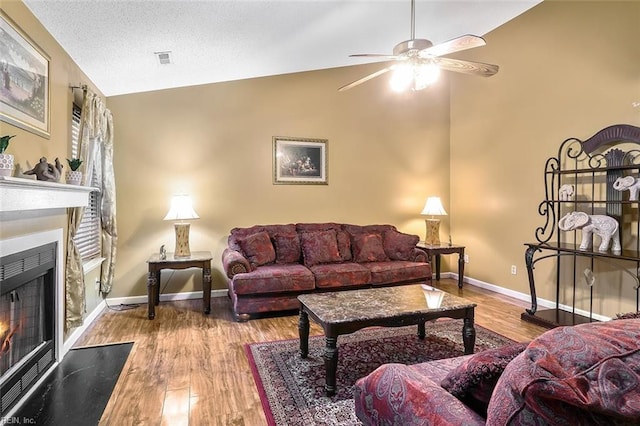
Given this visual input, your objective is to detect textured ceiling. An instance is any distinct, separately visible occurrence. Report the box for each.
[23,0,541,97]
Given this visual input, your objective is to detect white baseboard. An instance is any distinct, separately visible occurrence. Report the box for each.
[105,289,228,306]
[442,272,611,322]
[63,299,107,354]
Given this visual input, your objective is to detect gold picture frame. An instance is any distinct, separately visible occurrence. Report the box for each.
[0,11,51,138]
[273,136,328,185]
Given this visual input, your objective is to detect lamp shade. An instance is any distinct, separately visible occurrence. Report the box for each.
[163,194,199,221]
[421,197,447,216]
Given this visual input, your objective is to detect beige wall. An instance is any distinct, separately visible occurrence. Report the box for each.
[450,0,640,316]
[108,66,451,297]
[1,1,105,316]
[1,1,103,168]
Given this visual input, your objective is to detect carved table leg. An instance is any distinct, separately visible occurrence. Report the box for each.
[203,265,211,315]
[525,245,539,315]
[154,271,161,306]
[147,271,157,320]
[324,336,339,396]
[458,250,465,288]
[462,311,476,355]
[417,322,426,339]
[299,310,309,358]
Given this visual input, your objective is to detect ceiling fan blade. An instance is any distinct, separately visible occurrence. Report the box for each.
[349,54,401,60]
[338,67,393,92]
[419,35,486,58]
[435,57,499,77]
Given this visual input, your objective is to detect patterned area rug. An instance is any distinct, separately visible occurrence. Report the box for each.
[245,319,515,426]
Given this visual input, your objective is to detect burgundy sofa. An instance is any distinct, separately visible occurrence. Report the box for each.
[354,319,640,425]
[222,223,431,321]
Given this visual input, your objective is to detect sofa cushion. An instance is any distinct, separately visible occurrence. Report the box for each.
[354,363,486,426]
[296,223,351,261]
[229,224,296,251]
[487,319,640,425]
[309,262,371,289]
[238,231,276,268]
[299,230,342,266]
[364,261,431,284]
[351,232,389,262]
[272,233,301,264]
[441,342,528,416]
[336,230,352,261]
[343,223,396,236]
[383,229,420,261]
[231,264,315,295]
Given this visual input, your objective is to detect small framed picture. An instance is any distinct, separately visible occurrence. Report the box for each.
[0,11,50,138]
[273,136,328,185]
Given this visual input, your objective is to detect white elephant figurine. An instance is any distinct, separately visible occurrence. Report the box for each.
[613,176,640,201]
[558,184,575,201]
[558,211,621,253]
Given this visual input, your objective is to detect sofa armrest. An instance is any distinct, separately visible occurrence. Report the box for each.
[222,248,251,278]
[354,363,485,426]
[412,247,428,263]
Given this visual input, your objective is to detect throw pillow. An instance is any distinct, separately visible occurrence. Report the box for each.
[351,233,388,263]
[299,230,342,267]
[238,231,276,268]
[272,233,301,264]
[383,229,419,261]
[336,230,352,261]
[441,342,528,416]
[615,311,640,320]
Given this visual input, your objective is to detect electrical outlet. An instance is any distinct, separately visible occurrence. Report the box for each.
[511,265,517,275]
[464,254,469,264]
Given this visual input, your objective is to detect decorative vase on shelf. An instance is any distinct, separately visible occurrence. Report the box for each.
[0,153,14,176]
[0,135,16,177]
[66,158,83,185]
[65,170,83,185]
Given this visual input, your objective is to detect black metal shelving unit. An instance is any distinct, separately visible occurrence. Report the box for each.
[523,124,640,328]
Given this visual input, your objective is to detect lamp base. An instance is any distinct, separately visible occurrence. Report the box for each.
[174,223,192,258]
[424,219,441,246]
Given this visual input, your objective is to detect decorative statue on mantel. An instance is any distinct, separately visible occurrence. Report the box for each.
[24,157,63,182]
[558,211,621,253]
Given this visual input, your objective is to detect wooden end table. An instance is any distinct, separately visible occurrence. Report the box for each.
[417,243,466,288]
[298,284,476,396]
[146,251,212,320]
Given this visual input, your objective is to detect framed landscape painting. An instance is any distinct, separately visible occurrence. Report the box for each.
[0,11,50,138]
[273,137,328,185]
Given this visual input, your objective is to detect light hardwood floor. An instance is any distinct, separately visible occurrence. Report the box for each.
[74,279,547,426]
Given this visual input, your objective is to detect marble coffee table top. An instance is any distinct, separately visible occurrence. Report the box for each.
[298,284,475,324]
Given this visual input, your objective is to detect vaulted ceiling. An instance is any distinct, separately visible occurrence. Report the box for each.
[24,0,541,97]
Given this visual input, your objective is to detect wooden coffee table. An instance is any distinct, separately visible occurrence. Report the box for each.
[297,284,476,395]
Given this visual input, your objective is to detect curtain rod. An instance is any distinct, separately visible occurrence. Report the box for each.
[69,84,88,92]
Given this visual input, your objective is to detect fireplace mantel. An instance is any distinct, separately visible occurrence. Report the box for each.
[0,176,94,213]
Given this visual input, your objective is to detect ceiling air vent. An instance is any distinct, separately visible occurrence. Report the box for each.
[154,51,172,65]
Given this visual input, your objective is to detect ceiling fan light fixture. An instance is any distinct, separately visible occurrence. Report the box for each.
[390,61,439,92]
[414,62,440,90]
[389,63,414,92]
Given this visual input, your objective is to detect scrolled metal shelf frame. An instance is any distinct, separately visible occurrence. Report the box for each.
[524,124,640,325]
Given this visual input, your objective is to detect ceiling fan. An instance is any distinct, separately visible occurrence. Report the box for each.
[338,0,499,92]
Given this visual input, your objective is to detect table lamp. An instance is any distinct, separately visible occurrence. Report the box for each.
[164,194,199,258]
[420,196,447,245]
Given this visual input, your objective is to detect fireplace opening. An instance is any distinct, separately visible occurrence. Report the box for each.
[0,242,56,417]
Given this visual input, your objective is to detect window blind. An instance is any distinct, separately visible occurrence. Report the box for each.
[71,104,102,260]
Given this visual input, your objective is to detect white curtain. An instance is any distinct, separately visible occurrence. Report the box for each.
[65,91,117,330]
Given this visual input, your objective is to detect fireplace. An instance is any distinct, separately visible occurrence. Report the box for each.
[0,177,91,417]
[0,242,57,416]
